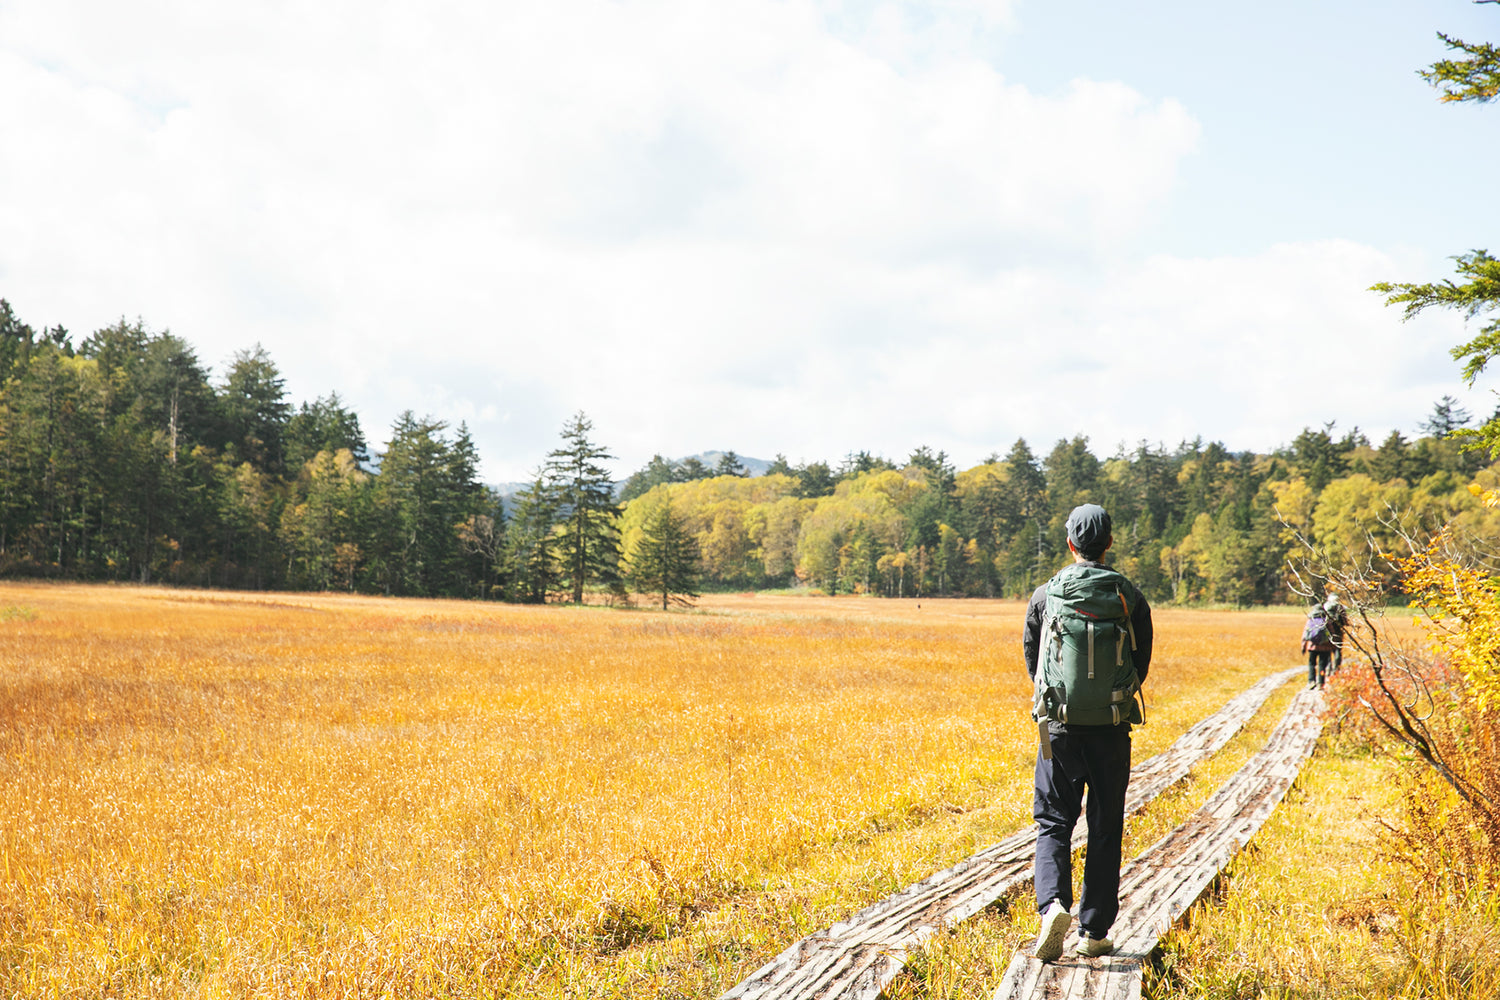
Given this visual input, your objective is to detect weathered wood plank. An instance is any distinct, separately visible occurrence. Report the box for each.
[993,683,1325,1000]
[723,667,1303,1000]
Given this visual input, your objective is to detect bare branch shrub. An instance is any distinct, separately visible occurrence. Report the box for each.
[1282,501,1500,892]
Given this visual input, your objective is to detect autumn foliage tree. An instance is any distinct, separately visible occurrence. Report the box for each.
[1322,4,1500,924]
[4,291,1500,608]
[1379,511,1500,891]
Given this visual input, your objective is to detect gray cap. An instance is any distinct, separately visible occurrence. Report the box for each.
[1065,503,1112,557]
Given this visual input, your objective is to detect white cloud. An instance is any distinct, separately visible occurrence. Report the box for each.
[862,239,1481,461]
[6,0,1467,483]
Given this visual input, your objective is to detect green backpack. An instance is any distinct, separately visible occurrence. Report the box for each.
[1033,563,1144,731]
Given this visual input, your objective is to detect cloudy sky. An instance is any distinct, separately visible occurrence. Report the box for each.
[3,0,1498,480]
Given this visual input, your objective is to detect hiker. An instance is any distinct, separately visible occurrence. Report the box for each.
[1323,594,1347,674]
[1302,603,1335,689]
[1023,503,1153,962]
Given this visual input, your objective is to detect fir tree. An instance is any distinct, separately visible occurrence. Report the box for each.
[620,453,681,502]
[715,450,747,477]
[545,412,622,604]
[631,498,701,610]
[219,344,291,476]
[1374,21,1500,457]
[505,473,560,603]
[1420,394,1473,438]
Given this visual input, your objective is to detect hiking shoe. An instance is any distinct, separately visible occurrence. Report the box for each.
[1073,933,1114,958]
[1034,900,1071,962]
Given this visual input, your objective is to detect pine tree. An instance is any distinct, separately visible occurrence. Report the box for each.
[631,498,701,610]
[545,412,622,604]
[285,392,370,470]
[1420,394,1473,438]
[372,413,485,596]
[1374,23,1500,457]
[715,450,747,477]
[795,460,836,498]
[620,454,679,502]
[219,344,291,475]
[505,473,560,603]
[765,453,795,477]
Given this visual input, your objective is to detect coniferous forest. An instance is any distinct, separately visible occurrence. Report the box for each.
[3,298,1497,606]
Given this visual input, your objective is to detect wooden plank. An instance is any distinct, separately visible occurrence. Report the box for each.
[993,683,1325,1000]
[722,667,1302,1000]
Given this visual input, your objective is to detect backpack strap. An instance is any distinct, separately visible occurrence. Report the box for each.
[1034,612,1056,759]
[1086,621,1095,679]
[1117,589,1138,650]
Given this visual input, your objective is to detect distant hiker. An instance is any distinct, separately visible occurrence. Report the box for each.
[1023,503,1154,962]
[1302,603,1336,689]
[1322,594,1347,674]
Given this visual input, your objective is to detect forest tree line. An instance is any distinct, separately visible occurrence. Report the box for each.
[3,299,1497,606]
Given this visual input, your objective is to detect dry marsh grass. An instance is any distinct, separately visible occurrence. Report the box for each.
[1,585,1344,997]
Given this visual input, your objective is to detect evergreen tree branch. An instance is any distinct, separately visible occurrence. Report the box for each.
[1422,30,1500,103]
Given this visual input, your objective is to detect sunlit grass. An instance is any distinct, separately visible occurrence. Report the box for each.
[0,585,1386,997]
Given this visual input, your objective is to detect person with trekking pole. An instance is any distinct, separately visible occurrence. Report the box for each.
[1022,503,1153,962]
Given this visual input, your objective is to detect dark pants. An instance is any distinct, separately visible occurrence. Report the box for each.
[1308,649,1331,687]
[1033,725,1131,939]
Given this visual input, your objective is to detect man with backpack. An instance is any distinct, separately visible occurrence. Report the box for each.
[1023,503,1153,962]
[1302,603,1336,689]
[1322,594,1347,674]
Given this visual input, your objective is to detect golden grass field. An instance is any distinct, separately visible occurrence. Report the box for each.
[0,584,1434,998]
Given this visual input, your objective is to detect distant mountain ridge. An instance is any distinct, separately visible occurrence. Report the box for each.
[693,451,773,477]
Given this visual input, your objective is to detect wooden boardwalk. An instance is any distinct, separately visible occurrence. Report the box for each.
[722,667,1304,1000]
[994,682,1325,1000]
